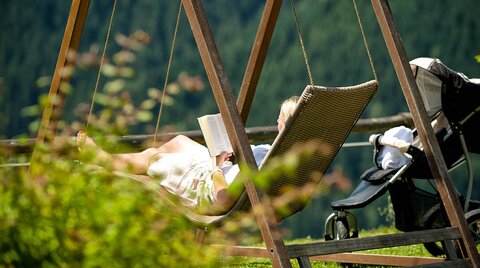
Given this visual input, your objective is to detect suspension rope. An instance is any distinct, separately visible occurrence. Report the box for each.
[352,0,378,81]
[85,0,118,133]
[290,0,378,84]
[152,0,183,145]
[289,0,315,87]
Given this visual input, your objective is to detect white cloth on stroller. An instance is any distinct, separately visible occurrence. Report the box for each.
[376,126,413,169]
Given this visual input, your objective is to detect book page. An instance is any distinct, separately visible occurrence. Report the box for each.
[197,113,233,156]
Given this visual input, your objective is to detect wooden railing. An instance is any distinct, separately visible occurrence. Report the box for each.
[1,113,413,155]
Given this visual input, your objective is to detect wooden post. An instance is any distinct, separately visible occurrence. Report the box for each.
[371,0,480,266]
[183,1,291,267]
[237,0,283,124]
[30,0,90,174]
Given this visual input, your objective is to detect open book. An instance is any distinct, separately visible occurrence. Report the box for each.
[197,113,234,157]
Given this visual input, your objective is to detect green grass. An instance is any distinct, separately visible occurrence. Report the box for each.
[219,225,437,267]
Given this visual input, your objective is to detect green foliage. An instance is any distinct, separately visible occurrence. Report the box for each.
[15,29,206,140]
[1,0,480,244]
[0,113,343,266]
[0,150,222,267]
[0,30,216,264]
[3,0,480,138]
[0,105,369,266]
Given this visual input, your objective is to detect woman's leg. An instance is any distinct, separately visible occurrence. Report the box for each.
[157,134,206,153]
[77,131,162,174]
[77,132,206,174]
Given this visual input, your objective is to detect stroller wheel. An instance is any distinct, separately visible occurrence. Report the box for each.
[464,209,480,251]
[422,204,450,257]
[324,210,358,241]
[422,205,480,256]
[335,218,350,240]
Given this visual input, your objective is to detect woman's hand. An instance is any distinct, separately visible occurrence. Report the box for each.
[215,152,233,168]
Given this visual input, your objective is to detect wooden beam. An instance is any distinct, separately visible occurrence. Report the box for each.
[30,0,91,174]
[182,1,291,267]
[2,113,414,155]
[213,228,460,266]
[310,253,445,267]
[371,0,480,266]
[286,227,461,257]
[237,0,282,124]
[182,0,254,165]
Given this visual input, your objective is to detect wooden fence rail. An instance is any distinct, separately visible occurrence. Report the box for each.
[1,113,412,155]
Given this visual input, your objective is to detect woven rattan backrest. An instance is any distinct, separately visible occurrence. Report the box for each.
[185,80,378,226]
[261,80,378,219]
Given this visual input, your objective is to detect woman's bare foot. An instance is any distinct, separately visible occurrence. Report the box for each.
[76,131,112,166]
[76,131,99,152]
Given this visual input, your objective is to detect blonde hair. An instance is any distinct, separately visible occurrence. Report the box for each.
[279,96,300,123]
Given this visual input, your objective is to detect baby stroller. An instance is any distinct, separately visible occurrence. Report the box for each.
[324,58,480,256]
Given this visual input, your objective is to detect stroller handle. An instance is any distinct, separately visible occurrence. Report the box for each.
[369,134,411,153]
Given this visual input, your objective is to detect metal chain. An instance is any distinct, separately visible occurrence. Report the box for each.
[85,0,118,133]
[352,0,378,82]
[289,0,315,87]
[153,0,183,145]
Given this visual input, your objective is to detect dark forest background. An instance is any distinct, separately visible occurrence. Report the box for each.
[1,0,479,238]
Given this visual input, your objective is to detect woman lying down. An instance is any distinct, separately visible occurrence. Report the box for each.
[76,96,299,215]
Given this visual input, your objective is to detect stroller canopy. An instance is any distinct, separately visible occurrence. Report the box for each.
[410,57,480,154]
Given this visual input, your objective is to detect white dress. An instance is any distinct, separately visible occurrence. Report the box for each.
[146,144,271,209]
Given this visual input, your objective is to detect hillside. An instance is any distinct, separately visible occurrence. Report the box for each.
[1,0,479,238]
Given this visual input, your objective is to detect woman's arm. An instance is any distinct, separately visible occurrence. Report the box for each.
[211,170,236,210]
[208,152,237,213]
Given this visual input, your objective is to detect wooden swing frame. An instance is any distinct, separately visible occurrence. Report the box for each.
[32,0,480,267]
